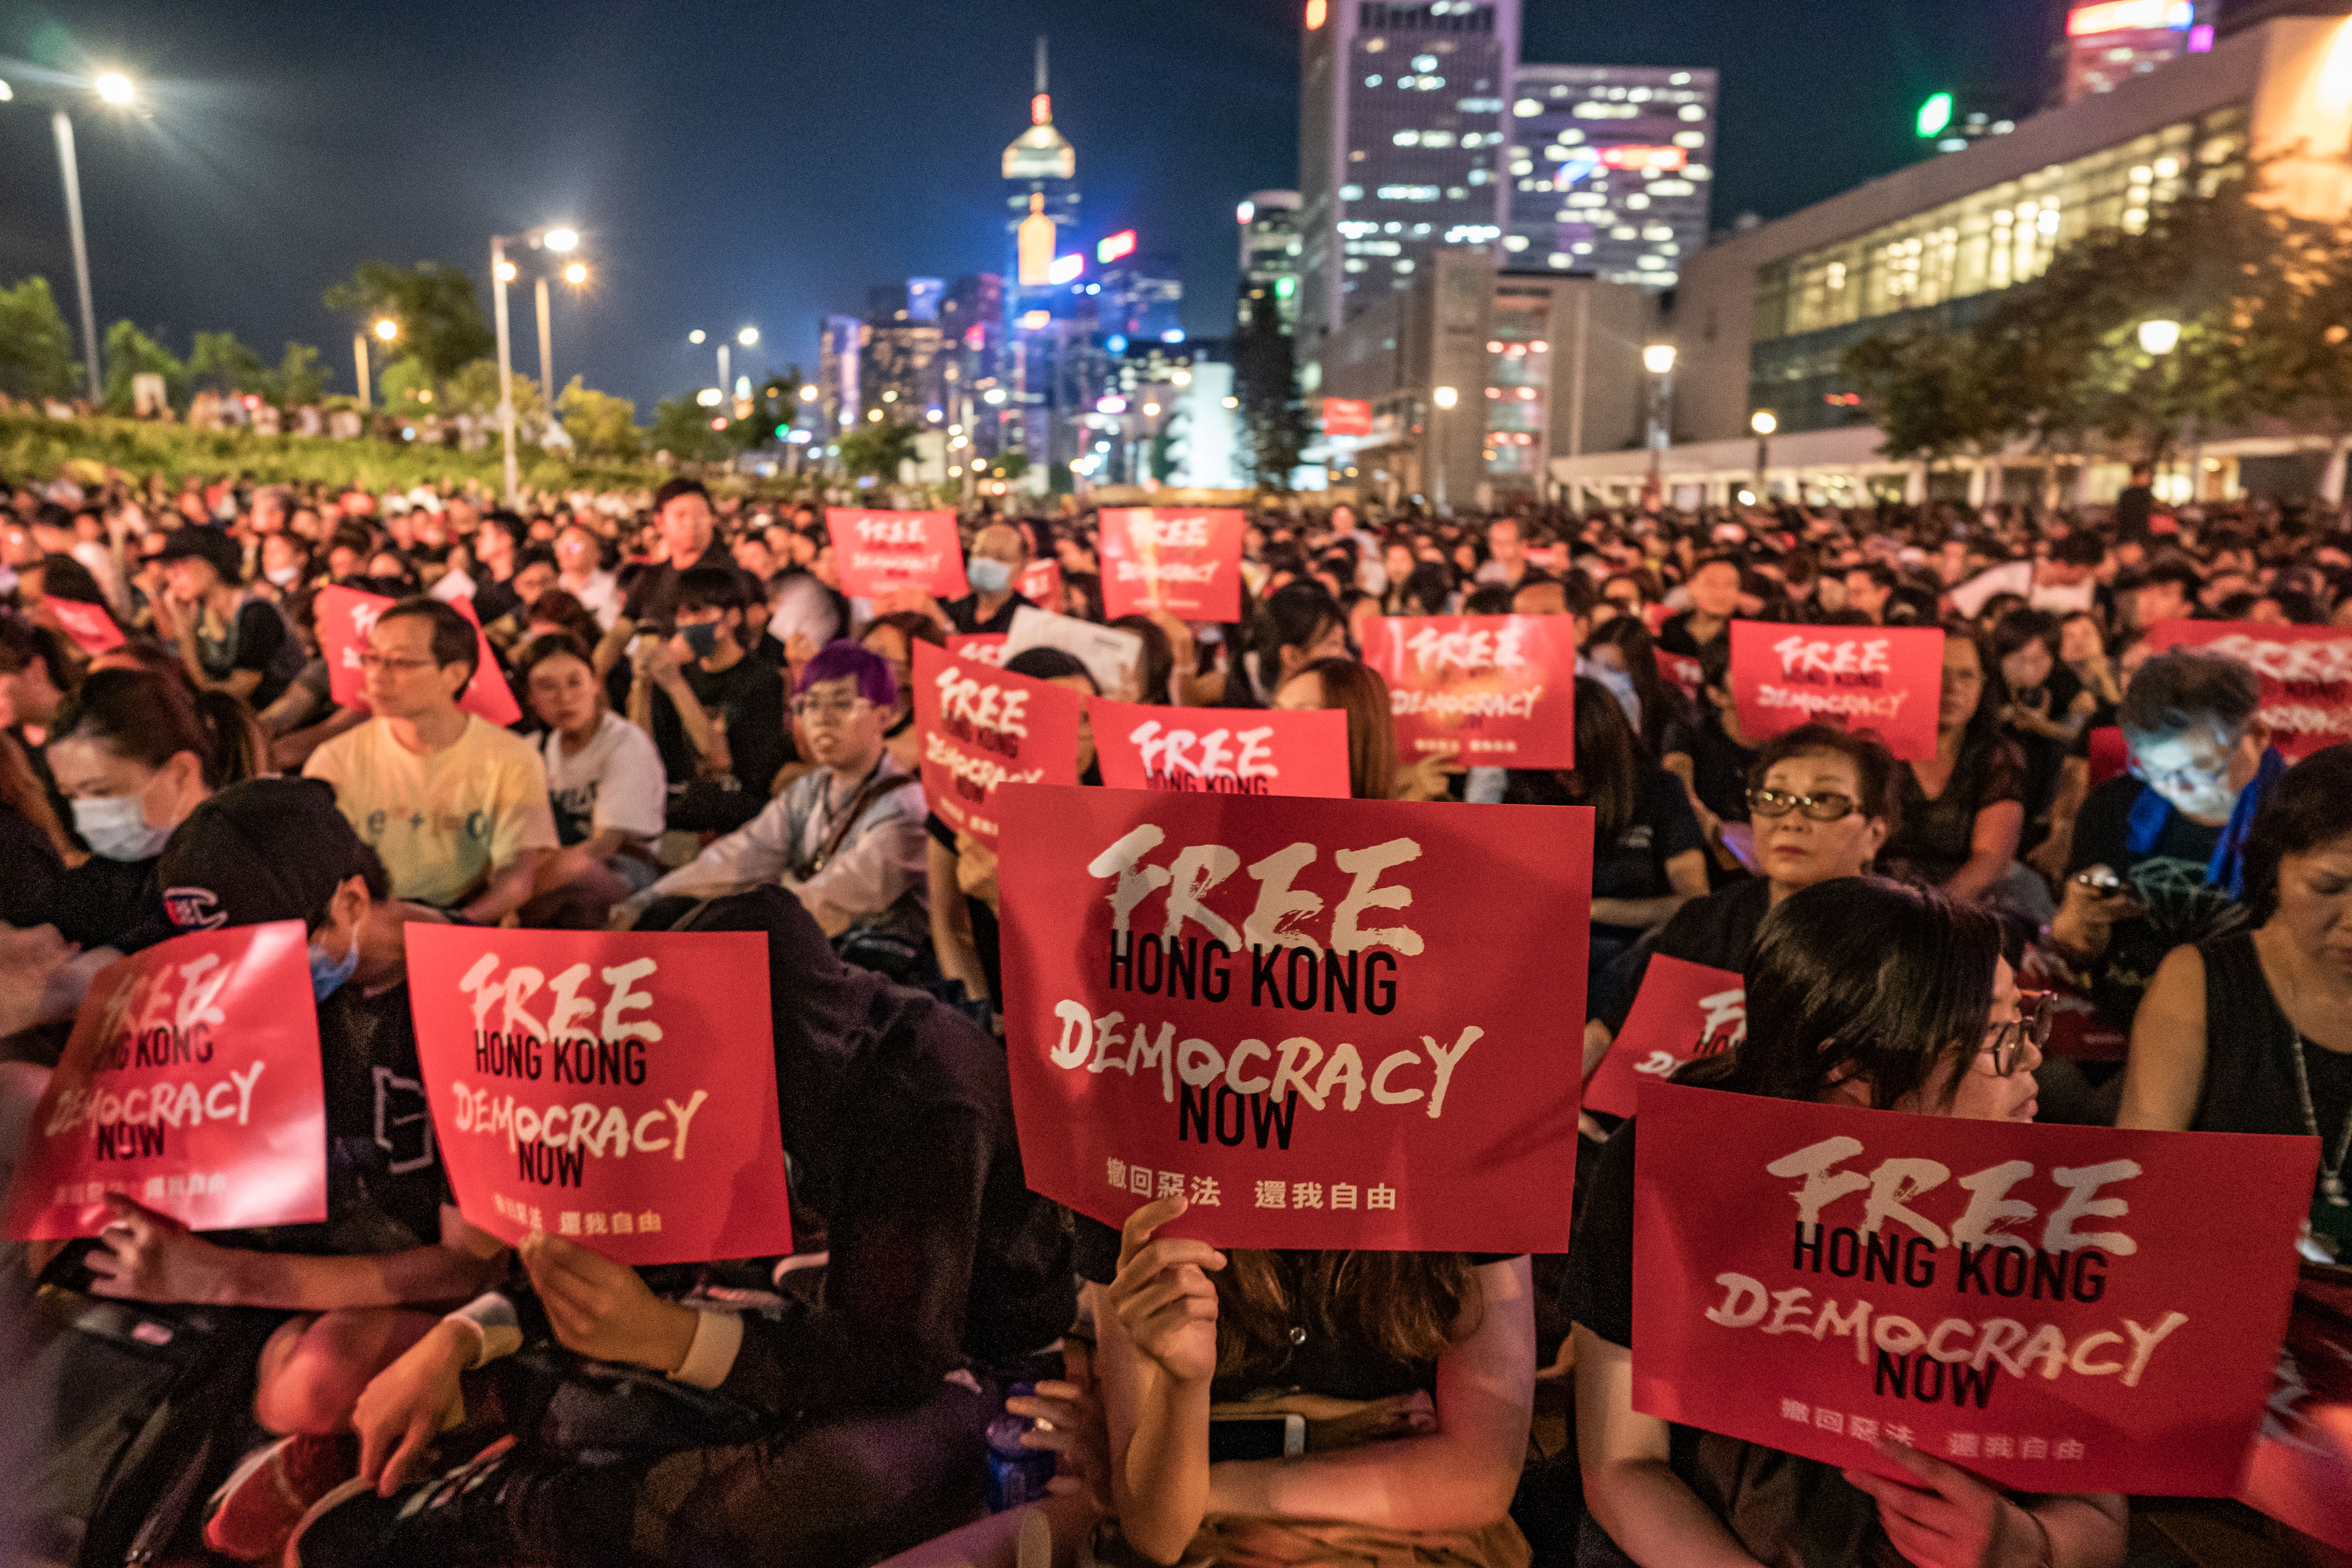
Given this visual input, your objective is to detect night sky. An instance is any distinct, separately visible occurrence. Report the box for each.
[0,0,2050,412]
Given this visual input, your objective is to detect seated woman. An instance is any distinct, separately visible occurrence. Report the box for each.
[1272,656,1454,802]
[2117,742,2352,1266]
[1502,677,1707,984]
[1569,877,2126,1568]
[1878,623,2035,916]
[1096,1205,1534,1567]
[514,633,666,927]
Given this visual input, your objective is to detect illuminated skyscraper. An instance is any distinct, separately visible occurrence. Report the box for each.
[1003,36,1080,285]
[1503,64,1716,290]
[1238,190,1304,332]
[1298,0,1522,380]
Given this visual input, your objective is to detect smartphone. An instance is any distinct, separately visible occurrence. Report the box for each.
[1208,1412,1307,1462]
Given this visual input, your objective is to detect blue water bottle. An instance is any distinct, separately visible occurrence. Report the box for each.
[984,1384,1060,1513]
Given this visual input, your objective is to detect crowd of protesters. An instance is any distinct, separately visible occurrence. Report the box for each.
[1,460,2348,1568]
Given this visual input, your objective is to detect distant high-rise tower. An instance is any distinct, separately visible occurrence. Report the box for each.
[1004,36,1080,281]
[1297,0,1522,379]
[1503,64,1716,290]
[1238,190,1304,333]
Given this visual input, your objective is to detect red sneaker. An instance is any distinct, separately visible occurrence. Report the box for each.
[201,1433,359,1562]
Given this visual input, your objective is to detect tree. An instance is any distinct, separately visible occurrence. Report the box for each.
[323,261,494,383]
[101,322,188,414]
[442,358,545,439]
[1842,327,2000,467]
[275,342,328,407]
[188,330,268,393]
[557,376,642,460]
[836,420,921,482]
[1234,306,1307,491]
[1150,408,1187,484]
[0,276,79,402]
[650,396,727,462]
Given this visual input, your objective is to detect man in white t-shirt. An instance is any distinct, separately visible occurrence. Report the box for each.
[305,599,556,920]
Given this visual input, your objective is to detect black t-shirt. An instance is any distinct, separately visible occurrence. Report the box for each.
[945,591,1032,636]
[41,854,173,955]
[1590,877,1774,1037]
[218,977,450,1255]
[619,546,754,631]
[1071,1214,1514,1400]
[194,600,294,710]
[1504,765,1705,927]
[1685,708,1756,828]
[1566,1120,1909,1568]
[650,656,789,800]
[1880,732,2026,888]
[472,573,522,626]
[0,802,62,927]
[1656,611,1723,659]
[2066,774,2236,1031]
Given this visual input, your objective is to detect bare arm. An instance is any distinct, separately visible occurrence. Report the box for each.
[1574,1329,1763,1566]
[1205,1257,1536,1533]
[86,1198,507,1312]
[1943,799,2023,903]
[2115,944,2207,1132]
[2027,756,2090,882]
[461,848,550,925]
[928,837,989,1003]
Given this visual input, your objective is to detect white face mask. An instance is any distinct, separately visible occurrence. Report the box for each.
[265,566,300,587]
[72,791,176,862]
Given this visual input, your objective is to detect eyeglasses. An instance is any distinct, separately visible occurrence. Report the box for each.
[1746,788,1858,821]
[358,653,439,674]
[791,696,872,723]
[1981,992,2053,1077]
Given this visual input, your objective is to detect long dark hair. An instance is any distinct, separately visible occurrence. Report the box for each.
[2242,743,2352,925]
[1292,656,1398,802]
[1588,614,1688,758]
[47,667,261,789]
[1685,877,1999,1111]
[1215,1251,1479,1378]
[1545,677,1642,837]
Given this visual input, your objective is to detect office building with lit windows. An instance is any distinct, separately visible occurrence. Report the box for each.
[1238,190,1304,332]
[1502,64,1716,289]
[1546,10,2352,510]
[1297,0,1521,380]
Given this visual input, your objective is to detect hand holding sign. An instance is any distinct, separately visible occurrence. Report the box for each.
[1729,621,1943,761]
[519,1228,699,1370]
[915,640,1084,843]
[1839,1439,2050,1568]
[1108,1194,1226,1385]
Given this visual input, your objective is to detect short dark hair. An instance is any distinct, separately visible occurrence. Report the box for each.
[1847,561,1899,591]
[1748,721,1902,838]
[1004,646,1094,690]
[2117,648,2260,747]
[377,597,479,681]
[2242,744,2352,924]
[514,630,595,686]
[676,563,752,616]
[2052,531,2106,568]
[653,477,711,511]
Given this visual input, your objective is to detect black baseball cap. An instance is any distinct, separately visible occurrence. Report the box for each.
[159,778,383,932]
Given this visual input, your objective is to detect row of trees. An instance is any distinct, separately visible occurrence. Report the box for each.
[1843,168,2352,472]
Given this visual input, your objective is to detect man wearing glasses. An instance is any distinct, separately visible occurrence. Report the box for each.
[622,643,929,978]
[303,599,556,924]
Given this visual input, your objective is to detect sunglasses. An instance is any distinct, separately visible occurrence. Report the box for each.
[1746,788,1858,821]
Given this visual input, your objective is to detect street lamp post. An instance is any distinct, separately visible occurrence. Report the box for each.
[490,226,581,504]
[1750,409,1778,503]
[2138,317,2181,496]
[1431,385,1459,513]
[355,317,397,410]
[1642,344,1677,505]
[13,71,138,406]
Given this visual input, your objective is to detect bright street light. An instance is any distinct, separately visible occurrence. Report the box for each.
[94,72,135,106]
[1432,385,1459,409]
[563,262,588,285]
[2138,318,2181,356]
[1643,344,1678,375]
[0,81,14,102]
[1750,409,1779,436]
[542,227,579,252]
[799,384,818,401]
[373,319,399,342]
[689,329,706,345]
[737,326,760,347]
[696,388,723,407]
[493,259,517,282]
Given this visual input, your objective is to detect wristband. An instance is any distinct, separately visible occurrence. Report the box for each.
[440,1291,523,1370]
[667,1308,744,1389]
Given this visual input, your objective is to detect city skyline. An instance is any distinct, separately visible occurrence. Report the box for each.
[0,0,2043,414]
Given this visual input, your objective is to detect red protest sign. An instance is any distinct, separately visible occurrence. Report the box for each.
[946,633,1010,668]
[995,785,1593,1252]
[1629,1080,2316,1496]
[1359,614,1579,768]
[1097,508,1245,622]
[2239,1273,2352,1550]
[1729,621,1944,761]
[826,509,968,599]
[315,584,522,727]
[44,595,124,654]
[1657,651,1703,703]
[1018,559,1063,608]
[403,925,791,1266]
[1321,397,1372,438]
[2,922,327,1239]
[914,639,1082,844]
[1582,956,1743,1118]
[2143,620,2352,760]
[1088,697,1350,798]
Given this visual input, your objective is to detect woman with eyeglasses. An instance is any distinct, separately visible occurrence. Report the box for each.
[1581,723,1900,1140]
[2119,744,2352,1267]
[1568,877,2123,1568]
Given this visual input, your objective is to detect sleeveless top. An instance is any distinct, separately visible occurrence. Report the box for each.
[2194,930,2352,1155]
